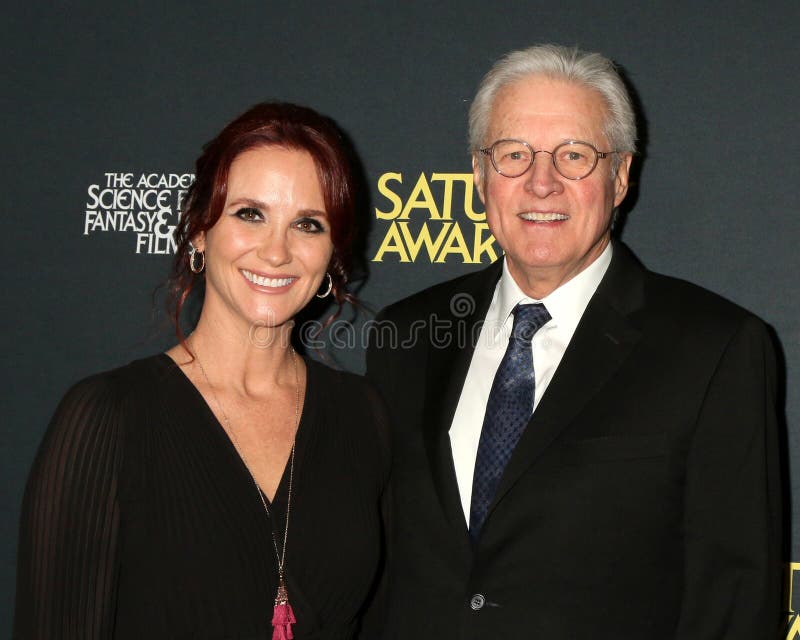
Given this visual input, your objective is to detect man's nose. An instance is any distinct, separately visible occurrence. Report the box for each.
[523,151,564,198]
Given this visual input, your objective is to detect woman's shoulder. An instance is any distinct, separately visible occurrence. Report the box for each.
[304,356,391,460]
[28,356,169,492]
[82,353,179,386]
[52,354,175,430]
[304,356,386,411]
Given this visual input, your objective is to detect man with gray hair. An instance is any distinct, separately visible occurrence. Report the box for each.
[367,44,782,638]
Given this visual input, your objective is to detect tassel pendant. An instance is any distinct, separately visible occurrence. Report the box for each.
[272,576,296,640]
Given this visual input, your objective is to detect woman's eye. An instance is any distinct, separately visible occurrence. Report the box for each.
[295,218,324,233]
[234,207,262,222]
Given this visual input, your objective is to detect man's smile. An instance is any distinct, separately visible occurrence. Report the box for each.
[518,211,570,222]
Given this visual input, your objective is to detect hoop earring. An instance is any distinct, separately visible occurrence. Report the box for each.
[189,245,205,274]
[316,272,333,298]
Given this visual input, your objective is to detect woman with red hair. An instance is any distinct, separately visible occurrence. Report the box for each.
[15,103,388,639]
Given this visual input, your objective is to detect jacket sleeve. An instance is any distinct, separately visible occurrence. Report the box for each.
[674,315,784,638]
[14,375,126,639]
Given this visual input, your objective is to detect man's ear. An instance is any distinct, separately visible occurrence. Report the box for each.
[472,153,487,205]
[613,153,634,208]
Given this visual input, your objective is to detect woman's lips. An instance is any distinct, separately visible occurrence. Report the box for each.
[240,269,297,288]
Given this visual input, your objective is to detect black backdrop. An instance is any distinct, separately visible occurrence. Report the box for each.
[3,2,799,634]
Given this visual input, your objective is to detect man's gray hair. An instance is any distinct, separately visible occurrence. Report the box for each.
[469,44,638,164]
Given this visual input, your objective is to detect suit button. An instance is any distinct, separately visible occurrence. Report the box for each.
[469,594,485,610]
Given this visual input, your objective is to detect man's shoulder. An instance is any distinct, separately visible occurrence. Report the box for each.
[612,242,760,328]
[618,264,774,373]
[376,261,502,325]
[643,268,757,326]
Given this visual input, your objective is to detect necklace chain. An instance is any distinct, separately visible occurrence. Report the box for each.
[193,345,300,580]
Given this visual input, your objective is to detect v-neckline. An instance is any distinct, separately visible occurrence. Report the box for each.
[159,352,314,505]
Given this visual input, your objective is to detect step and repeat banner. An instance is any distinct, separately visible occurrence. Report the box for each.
[3,2,799,634]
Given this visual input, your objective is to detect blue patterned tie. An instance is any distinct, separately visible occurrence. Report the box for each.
[469,302,551,542]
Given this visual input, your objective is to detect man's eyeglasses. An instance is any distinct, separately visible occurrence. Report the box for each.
[479,139,618,180]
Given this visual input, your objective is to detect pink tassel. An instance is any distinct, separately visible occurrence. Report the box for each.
[272,602,296,640]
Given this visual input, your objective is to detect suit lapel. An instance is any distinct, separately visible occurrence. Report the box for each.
[422,261,503,538]
[490,243,646,511]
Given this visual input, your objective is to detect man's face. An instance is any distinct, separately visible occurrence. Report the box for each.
[474,76,632,298]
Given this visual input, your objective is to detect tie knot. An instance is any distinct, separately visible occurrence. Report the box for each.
[511,303,551,342]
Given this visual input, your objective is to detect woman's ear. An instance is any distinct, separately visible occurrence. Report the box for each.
[189,232,205,252]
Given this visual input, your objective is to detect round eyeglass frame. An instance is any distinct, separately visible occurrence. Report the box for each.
[479,139,618,181]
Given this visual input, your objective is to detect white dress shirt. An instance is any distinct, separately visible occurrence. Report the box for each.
[449,244,613,522]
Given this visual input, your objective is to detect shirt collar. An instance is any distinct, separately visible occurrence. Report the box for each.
[490,243,613,332]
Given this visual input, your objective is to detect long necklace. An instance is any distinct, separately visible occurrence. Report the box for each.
[193,346,300,640]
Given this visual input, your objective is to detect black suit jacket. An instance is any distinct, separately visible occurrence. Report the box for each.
[366,242,783,639]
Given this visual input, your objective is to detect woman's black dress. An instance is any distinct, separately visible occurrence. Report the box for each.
[14,355,389,639]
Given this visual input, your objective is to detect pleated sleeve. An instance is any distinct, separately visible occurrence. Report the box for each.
[14,373,126,639]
